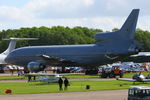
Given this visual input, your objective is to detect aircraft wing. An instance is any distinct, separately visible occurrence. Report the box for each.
[25,73,62,83]
[131,52,150,57]
[142,79,150,82]
[38,54,77,65]
[117,78,136,82]
[26,73,70,76]
[26,73,57,76]
[128,52,150,63]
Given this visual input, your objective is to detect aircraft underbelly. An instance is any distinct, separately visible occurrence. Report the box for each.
[10,53,108,67]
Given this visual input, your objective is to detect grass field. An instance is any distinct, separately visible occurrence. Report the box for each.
[0,72,150,80]
[0,72,150,94]
[0,80,150,94]
[0,76,25,80]
[65,72,150,79]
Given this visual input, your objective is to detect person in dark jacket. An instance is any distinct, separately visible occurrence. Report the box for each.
[58,77,63,91]
[64,78,69,90]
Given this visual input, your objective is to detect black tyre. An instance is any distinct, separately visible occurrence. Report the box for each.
[101,73,108,78]
[109,73,114,78]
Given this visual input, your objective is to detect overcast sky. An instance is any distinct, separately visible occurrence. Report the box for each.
[0,0,149,31]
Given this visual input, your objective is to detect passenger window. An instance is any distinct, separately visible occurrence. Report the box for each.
[146,90,148,94]
[143,90,145,94]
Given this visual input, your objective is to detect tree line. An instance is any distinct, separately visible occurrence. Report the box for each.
[0,26,149,52]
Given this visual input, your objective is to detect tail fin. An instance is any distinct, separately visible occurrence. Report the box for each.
[95,9,140,54]
[119,9,139,40]
[2,38,38,55]
[95,9,139,44]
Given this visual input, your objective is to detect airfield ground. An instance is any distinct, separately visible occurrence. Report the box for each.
[0,90,128,100]
[0,72,145,100]
[0,73,128,100]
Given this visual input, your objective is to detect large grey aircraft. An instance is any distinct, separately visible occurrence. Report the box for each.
[5,9,140,72]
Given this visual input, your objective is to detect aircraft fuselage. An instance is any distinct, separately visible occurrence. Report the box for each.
[5,44,127,67]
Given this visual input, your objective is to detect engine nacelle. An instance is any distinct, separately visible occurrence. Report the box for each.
[27,61,46,72]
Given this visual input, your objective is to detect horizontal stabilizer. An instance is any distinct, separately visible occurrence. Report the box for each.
[3,38,38,41]
[26,73,70,76]
[2,37,38,55]
[131,52,150,57]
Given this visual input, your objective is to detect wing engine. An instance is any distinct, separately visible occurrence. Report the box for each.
[27,61,46,72]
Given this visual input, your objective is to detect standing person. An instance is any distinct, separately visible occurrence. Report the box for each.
[10,69,14,76]
[58,77,63,91]
[64,78,69,90]
[17,67,21,76]
[28,75,32,82]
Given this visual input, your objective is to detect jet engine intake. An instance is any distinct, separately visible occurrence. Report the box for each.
[27,61,46,72]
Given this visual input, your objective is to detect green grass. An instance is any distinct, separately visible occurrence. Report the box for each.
[0,72,149,80]
[64,72,150,79]
[0,80,150,94]
[0,76,25,80]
